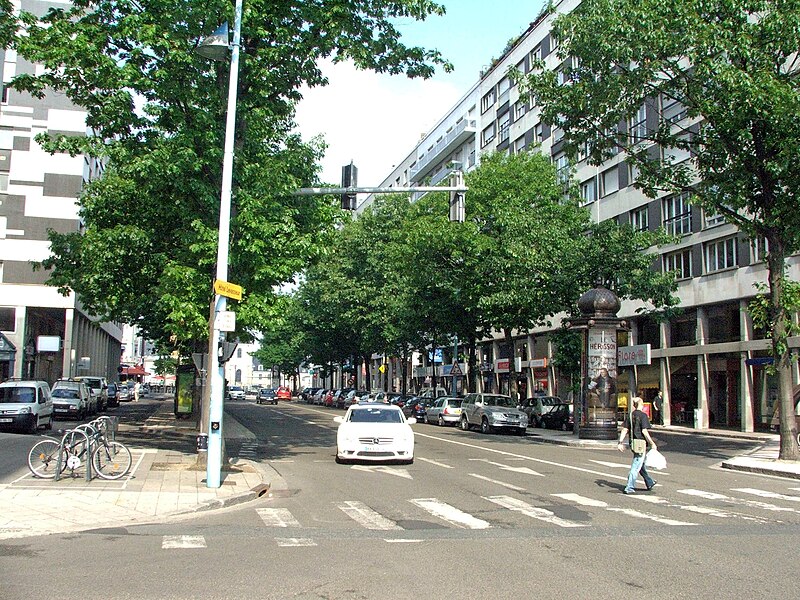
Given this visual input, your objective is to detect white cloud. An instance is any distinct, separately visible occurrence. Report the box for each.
[295,60,463,187]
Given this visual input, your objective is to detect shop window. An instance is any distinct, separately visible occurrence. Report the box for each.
[706,304,740,343]
[672,317,696,347]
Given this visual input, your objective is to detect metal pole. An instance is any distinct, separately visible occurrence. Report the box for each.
[207,0,242,489]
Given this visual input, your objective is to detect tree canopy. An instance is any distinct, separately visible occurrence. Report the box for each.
[3,0,451,354]
[523,0,800,457]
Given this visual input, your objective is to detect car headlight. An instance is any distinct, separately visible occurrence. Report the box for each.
[18,407,32,414]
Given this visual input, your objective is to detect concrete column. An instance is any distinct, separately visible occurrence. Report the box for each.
[659,320,672,426]
[739,300,755,432]
[696,307,710,429]
[62,308,75,377]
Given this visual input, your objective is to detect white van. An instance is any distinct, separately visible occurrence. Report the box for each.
[0,379,54,433]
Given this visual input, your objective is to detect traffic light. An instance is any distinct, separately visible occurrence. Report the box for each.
[341,162,357,211]
[449,169,465,223]
[218,341,238,363]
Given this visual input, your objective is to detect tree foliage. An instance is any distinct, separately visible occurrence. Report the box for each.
[5,0,451,353]
[523,0,800,457]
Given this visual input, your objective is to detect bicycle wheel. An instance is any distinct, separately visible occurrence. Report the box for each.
[92,441,132,480]
[27,439,67,479]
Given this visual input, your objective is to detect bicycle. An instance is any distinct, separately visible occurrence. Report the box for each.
[27,417,132,480]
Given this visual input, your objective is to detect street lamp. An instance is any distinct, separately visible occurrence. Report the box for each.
[197,0,243,489]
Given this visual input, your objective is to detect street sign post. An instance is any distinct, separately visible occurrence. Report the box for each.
[213,279,243,301]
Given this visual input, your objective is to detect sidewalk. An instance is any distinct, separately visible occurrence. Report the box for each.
[0,398,277,540]
[530,422,800,479]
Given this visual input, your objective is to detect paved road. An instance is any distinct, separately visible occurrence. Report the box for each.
[2,400,798,600]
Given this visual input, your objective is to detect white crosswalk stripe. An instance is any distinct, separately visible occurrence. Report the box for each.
[733,488,800,503]
[162,535,206,549]
[338,501,403,530]
[630,494,772,523]
[678,489,800,514]
[469,473,526,491]
[486,495,587,528]
[410,497,491,529]
[256,507,302,527]
[275,537,317,547]
[552,493,696,526]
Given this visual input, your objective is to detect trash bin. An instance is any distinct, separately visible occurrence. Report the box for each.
[196,433,208,452]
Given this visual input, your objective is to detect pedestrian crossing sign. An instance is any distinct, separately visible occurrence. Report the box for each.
[450,362,463,376]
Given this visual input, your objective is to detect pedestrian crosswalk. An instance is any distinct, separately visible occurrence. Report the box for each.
[162,484,800,550]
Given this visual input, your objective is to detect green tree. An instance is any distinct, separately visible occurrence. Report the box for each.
[524,0,800,458]
[7,0,451,352]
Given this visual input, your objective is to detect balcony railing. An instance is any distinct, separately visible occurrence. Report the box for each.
[410,119,477,182]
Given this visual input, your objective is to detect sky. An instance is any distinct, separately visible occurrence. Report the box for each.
[294,1,547,188]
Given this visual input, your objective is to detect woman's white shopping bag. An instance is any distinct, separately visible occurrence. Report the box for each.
[645,448,667,470]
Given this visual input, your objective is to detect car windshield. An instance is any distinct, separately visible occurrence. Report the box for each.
[348,408,403,423]
[0,387,36,403]
[53,389,79,399]
[484,395,515,407]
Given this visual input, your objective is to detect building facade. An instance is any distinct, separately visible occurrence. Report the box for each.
[0,0,122,385]
[363,0,799,432]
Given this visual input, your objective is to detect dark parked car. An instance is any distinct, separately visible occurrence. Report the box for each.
[106,382,120,407]
[519,395,563,427]
[257,388,278,405]
[402,398,427,422]
[538,403,574,431]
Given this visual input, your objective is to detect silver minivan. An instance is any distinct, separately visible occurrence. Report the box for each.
[459,392,528,435]
[0,379,54,433]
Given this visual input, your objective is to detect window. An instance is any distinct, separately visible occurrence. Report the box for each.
[628,162,640,184]
[513,136,526,154]
[534,122,543,144]
[628,104,647,143]
[751,236,769,262]
[498,77,510,96]
[662,192,692,236]
[529,45,542,66]
[704,236,737,272]
[662,140,691,165]
[580,178,597,205]
[0,307,14,331]
[0,173,7,193]
[236,348,242,358]
[554,153,570,183]
[513,99,527,120]
[600,167,619,197]
[577,140,591,162]
[498,113,510,143]
[631,206,648,231]
[481,89,496,113]
[663,249,692,279]
[661,94,688,124]
[704,209,725,228]
[481,123,495,147]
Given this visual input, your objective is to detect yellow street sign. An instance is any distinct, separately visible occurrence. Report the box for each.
[378,364,386,373]
[214,279,243,301]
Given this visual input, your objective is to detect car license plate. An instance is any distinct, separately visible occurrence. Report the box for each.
[361,445,377,453]
[0,418,12,423]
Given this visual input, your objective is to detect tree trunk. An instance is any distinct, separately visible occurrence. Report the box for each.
[468,335,477,393]
[504,328,519,402]
[767,249,799,460]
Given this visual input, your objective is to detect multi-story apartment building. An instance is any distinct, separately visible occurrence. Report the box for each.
[0,1,122,384]
[362,0,799,432]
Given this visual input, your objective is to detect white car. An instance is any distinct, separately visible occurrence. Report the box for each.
[334,403,415,465]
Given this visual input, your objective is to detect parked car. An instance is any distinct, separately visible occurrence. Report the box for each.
[334,402,415,464]
[140,383,150,397]
[106,382,120,407]
[73,376,108,412]
[518,396,563,427]
[257,388,278,405]
[323,389,336,407]
[425,396,463,426]
[118,383,131,402]
[333,388,353,409]
[459,392,528,435]
[0,379,53,433]
[227,385,245,400]
[418,388,448,402]
[313,388,328,405]
[538,403,574,431]
[276,386,292,401]
[402,397,427,422]
[52,379,93,420]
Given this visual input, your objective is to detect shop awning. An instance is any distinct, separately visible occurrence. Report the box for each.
[121,365,150,376]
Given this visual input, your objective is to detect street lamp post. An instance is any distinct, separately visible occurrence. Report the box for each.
[198,0,243,489]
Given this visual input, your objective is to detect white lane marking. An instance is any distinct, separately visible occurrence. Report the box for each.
[553,493,696,525]
[590,460,634,469]
[276,537,317,547]
[417,457,454,469]
[486,495,587,528]
[162,535,206,549]
[606,507,697,526]
[351,465,413,479]
[256,508,301,527]
[469,473,526,492]
[410,498,491,529]
[469,458,544,476]
[415,431,628,482]
[552,493,608,508]
[631,495,772,523]
[679,489,800,514]
[338,501,403,530]
[385,539,424,543]
[733,488,800,503]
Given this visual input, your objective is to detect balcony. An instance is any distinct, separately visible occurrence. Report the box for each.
[410,119,476,183]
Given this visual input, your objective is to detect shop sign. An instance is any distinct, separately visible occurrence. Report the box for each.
[530,358,548,368]
[617,344,651,367]
[495,359,510,373]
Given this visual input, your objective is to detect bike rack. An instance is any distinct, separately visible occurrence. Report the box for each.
[49,416,121,482]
